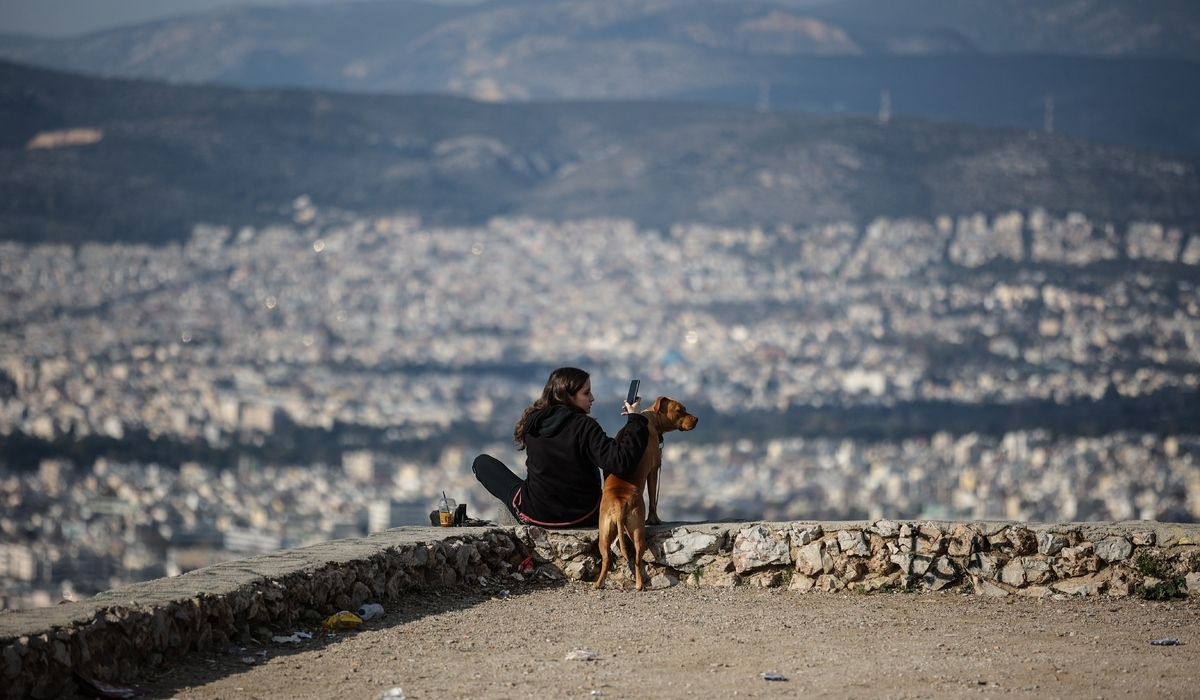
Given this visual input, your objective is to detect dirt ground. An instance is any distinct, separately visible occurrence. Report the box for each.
[144,579,1199,700]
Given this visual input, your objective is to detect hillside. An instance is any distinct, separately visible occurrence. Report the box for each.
[808,0,1200,60]
[2,60,1197,245]
[1,0,1198,156]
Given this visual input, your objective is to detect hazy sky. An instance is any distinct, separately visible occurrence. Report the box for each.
[0,0,428,37]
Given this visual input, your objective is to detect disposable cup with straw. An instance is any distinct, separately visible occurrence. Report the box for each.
[438,491,456,526]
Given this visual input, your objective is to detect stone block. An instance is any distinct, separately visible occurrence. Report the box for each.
[704,571,740,588]
[922,556,962,591]
[789,574,815,592]
[562,559,595,581]
[861,573,901,592]
[837,530,870,557]
[1056,543,1099,577]
[1036,531,1067,556]
[947,524,979,557]
[2,645,21,680]
[868,533,886,555]
[1005,527,1037,556]
[974,521,1009,537]
[658,529,722,568]
[816,574,845,592]
[916,523,946,555]
[78,632,92,664]
[515,525,556,562]
[401,544,430,568]
[1131,531,1156,546]
[549,532,594,560]
[840,560,868,583]
[999,560,1026,587]
[1093,537,1132,563]
[650,572,679,589]
[868,519,899,538]
[890,552,933,577]
[699,555,736,588]
[789,525,823,546]
[350,581,371,610]
[732,525,791,573]
[1108,571,1134,596]
[1051,580,1103,596]
[972,576,1010,597]
[1185,572,1200,596]
[746,570,784,588]
[1019,556,1054,585]
[910,554,934,576]
[51,641,70,667]
[966,552,999,579]
[796,542,833,576]
[867,544,896,575]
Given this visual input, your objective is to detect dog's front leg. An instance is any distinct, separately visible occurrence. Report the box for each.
[646,456,662,525]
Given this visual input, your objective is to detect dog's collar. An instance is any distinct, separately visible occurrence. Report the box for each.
[642,409,666,449]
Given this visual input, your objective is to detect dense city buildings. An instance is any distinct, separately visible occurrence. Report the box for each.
[2,204,1198,607]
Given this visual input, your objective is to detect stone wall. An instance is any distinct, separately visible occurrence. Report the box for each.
[3,521,1199,699]
[530,521,1200,598]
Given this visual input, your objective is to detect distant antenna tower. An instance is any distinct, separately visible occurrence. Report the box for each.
[878,89,891,124]
[757,79,770,113]
[1043,93,1054,134]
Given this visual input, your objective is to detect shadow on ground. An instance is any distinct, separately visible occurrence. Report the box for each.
[143,579,565,698]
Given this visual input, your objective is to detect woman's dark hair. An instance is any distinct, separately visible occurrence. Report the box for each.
[513,366,590,449]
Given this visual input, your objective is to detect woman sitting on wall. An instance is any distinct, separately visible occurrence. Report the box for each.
[472,366,649,527]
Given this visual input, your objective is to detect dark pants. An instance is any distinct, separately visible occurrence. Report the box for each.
[472,454,523,519]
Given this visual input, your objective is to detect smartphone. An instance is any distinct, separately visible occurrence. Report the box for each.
[626,379,640,405]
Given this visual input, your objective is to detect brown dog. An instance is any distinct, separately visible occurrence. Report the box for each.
[593,396,698,590]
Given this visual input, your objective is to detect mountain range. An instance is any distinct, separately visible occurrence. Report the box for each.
[2,59,1197,245]
[1,0,1198,156]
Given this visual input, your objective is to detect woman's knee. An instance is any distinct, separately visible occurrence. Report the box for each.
[472,453,492,476]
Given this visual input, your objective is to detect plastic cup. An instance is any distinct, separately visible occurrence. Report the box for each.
[439,498,456,526]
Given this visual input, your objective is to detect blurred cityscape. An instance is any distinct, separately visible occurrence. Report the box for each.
[2,202,1199,607]
[3,430,1196,610]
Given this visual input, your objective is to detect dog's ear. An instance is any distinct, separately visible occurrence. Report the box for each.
[651,396,668,413]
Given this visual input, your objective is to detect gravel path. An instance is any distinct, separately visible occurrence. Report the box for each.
[147,580,1199,699]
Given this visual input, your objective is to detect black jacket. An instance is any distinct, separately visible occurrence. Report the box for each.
[518,405,650,525]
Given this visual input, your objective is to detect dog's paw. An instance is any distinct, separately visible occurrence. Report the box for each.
[646,515,662,525]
